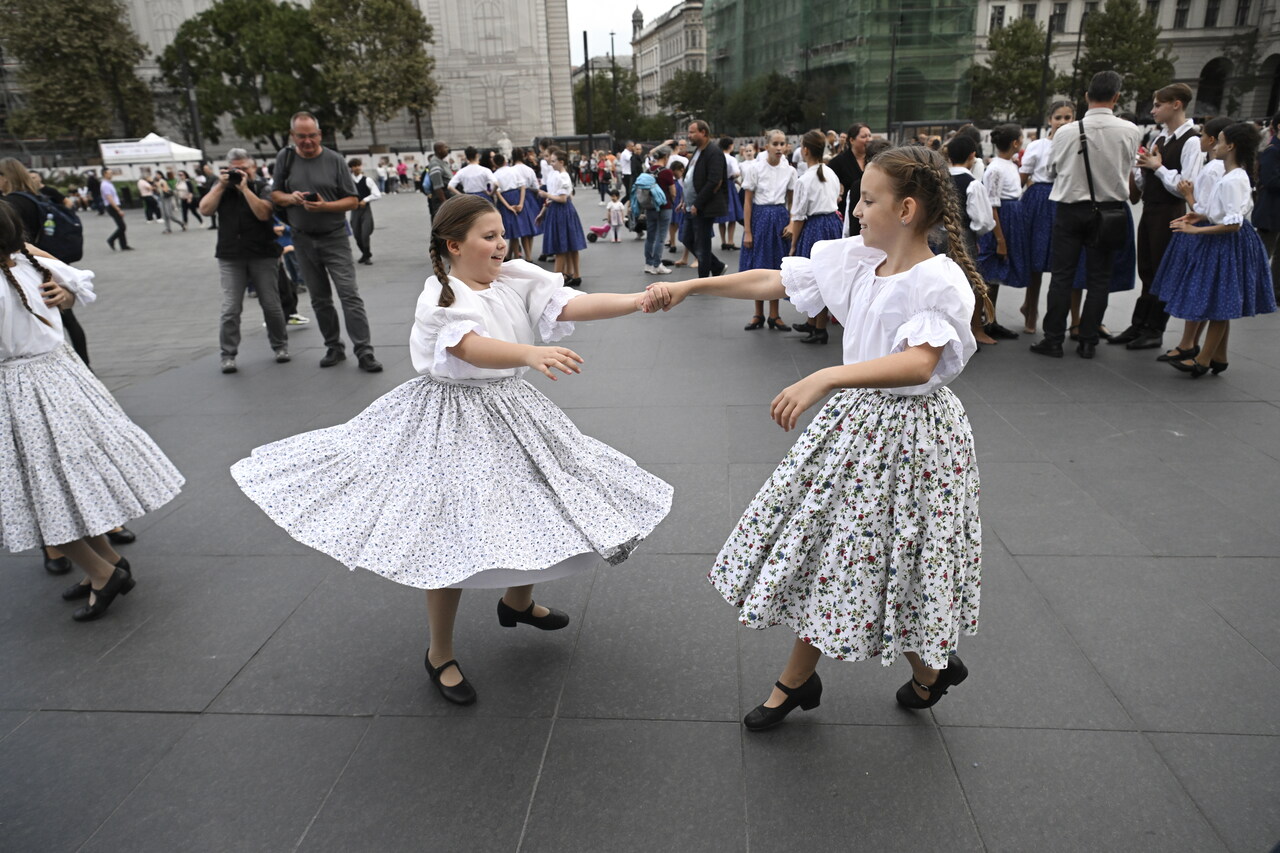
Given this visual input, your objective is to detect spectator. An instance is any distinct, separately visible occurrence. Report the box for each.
[643,145,676,275]
[426,141,453,218]
[618,141,634,200]
[176,170,203,226]
[1252,112,1280,296]
[137,171,160,222]
[685,119,728,279]
[86,171,104,214]
[348,157,381,266]
[99,168,130,250]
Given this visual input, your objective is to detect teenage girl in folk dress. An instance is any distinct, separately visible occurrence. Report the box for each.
[716,136,743,250]
[537,150,586,287]
[740,129,796,331]
[646,146,984,730]
[491,153,525,260]
[1019,101,1075,334]
[1153,122,1277,376]
[233,195,672,705]
[975,123,1026,345]
[785,130,844,345]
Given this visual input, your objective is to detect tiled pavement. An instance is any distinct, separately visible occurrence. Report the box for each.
[2,191,1277,852]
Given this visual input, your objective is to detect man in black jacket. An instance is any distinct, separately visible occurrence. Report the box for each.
[685,119,727,278]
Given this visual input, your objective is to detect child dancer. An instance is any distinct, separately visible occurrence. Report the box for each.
[647,145,983,730]
[537,150,586,287]
[1019,101,1075,333]
[1155,123,1276,376]
[716,137,743,250]
[605,190,625,242]
[448,147,496,200]
[946,135,996,265]
[491,153,525,260]
[514,149,543,261]
[740,129,795,331]
[975,123,1026,343]
[233,195,672,704]
[784,129,843,345]
[0,204,184,621]
[669,161,692,267]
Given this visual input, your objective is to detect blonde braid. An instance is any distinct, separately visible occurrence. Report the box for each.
[429,239,455,307]
[2,255,53,327]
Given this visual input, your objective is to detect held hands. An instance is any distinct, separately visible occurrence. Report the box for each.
[525,345,583,380]
[642,281,692,312]
[39,280,73,309]
[770,373,828,431]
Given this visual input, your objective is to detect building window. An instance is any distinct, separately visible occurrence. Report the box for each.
[1204,0,1220,25]
[1234,0,1250,24]
[1146,0,1160,19]
[1052,2,1067,30]
[1022,2,1037,20]
[989,4,1005,29]
[1174,0,1190,26]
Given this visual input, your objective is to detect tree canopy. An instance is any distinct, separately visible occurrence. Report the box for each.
[969,18,1065,125]
[575,66,669,141]
[658,70,723,128]
[1072,0,1175,110]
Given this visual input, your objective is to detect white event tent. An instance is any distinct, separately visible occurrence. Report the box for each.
[98,133,204,165]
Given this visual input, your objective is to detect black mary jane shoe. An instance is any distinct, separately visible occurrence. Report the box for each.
[496,598,570,631]
[106,526,136,545]
[1170,359,1210,378]
[895,655,968,710]
[64,557,130,601]
[425,651,477,706]
[743,672,823,731]
[71,566,136,622]
[766,317,789,331]
[799,328,828,345]
[42,547,72,576]
[1210,360,1228,375]
[1156,345,1199,363]
[744,314,766,331]
[791,321,814,334]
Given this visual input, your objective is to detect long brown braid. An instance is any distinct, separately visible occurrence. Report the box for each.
[0,201,53,327]
[868,146,994,319]
[428,194,501,307]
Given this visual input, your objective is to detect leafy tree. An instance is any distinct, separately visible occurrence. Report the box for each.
[722,74,772,136]
[969,18,1062,124]
[311,0,436,146]
[158,0,343,151]
[5,0,154,150]
[1072,0,1175,110]
[658,70,723,128]
[1221,28,1260,116]
[758,72,805,133]
[574,66,658,140]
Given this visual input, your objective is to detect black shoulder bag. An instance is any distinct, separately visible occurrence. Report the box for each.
[1080,118,1129,252]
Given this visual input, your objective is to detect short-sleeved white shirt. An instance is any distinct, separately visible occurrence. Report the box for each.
[789,165,841,220]
[982,157,1022,205]
[1018,137,1054,185]
[742,157,796,206]
[1204,167,1254,225]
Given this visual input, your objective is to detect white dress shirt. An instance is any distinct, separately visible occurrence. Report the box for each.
[742,157,796,206]
[353,173,382,203]
[1135,119,1202,194]
[1191,158,1224,215]
[1204,167,1254,225]
[493,165,523,193]
[1048,108,1143,204]
[789,165,840,219]
[449,164,496,194]
[515,163,540,190]
[1018,137,1055,184]
[950,166,996,235]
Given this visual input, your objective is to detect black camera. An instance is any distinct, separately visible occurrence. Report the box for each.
[227,169,244,187]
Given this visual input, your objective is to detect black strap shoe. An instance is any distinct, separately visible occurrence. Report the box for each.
[799,328,828,345]
[72,566,136,622]
[42,547,72,575]
[425,651,477,705]
[896,655,968,709]
[743,672,822,731]
[106,526,136,545]
[496,598,569,630]
[64,557,130,601]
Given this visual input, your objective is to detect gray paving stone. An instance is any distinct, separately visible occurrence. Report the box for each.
[0,710,29,739]
[944,727,1227,852]
[640,462,734,555]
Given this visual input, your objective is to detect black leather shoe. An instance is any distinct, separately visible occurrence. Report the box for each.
[743,672,822,731]
[984,322,1020,340]
[319,348,347,368]
[1077,341,1096,359]
[744,314,765,330]
[106,527,136,545]
[357,354,383,373]
[896,655,968,709]
[496,599,569,630]
[791,322,814,334]
[1108,325,1142,345]
[1156,345,1199,363]
[64,557,130,601]
[767,317,789,331]
[1210,360,1228,375]
[799,328,828,345]
[1126,332,1164,350]
[71,566,136,622]
[1170,359,1210,378]
[42,547,72,575]
[425,651,477,705]
[1029,339,1064,358]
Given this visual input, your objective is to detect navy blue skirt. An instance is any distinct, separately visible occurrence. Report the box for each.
[717,184,744,224]
[739,204,789,271]
[977,196,1029,287]
[524,190,544,236]
[1153,221,1276,321]
[541,199,587,255]
[796,212,842,258]
[1021,182,1055,275]
[499,189,525,240]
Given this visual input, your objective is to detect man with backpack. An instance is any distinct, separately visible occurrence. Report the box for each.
[638,146,675,275]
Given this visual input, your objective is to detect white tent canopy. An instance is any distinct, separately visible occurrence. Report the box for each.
[99,133,204,165]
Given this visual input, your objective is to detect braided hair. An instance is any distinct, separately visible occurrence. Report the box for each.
[428,194,501,307]
[868,146,993,319]
[0,200,53,327]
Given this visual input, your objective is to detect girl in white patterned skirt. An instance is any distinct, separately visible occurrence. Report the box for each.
[233,195,672,706]
[646,146,984,730]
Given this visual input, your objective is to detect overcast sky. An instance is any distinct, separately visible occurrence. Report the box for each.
[567,0,675,63]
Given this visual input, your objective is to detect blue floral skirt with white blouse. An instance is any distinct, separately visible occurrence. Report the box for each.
[796,212,843,259]
[977,197,1028,287]
[1152,221,1276,321]
[541,199,587,255]
[498,189,526,241]
[739,204,789,272]
[716,184,744,224]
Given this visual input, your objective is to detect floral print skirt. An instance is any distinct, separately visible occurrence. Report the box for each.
[709,387,981,669]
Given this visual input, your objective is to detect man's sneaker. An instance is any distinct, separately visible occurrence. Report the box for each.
[247,289,258,299]
[220,357,237,374]
[358,354,383,373]
[287,314,310,325]
[653,264,673,275]
[319,348,346,367]
[643,265,657,274]
[275,349,291,363]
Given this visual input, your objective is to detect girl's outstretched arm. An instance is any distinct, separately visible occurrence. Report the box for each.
[558,290,661,321]
[448,332,583,381]
[654,269,786,309]
[770,345,943,431]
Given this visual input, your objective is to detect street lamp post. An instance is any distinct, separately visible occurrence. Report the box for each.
[609,31,618,145]
[1070,12,1089,106]
[583,31,595,158]
[1036,13,1057,132]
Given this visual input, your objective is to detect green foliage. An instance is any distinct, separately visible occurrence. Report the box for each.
[574,66,658,140]
[658,70,723,128]
[969,18,1059,125]
[721,75,772,136]
[5,0,154,149]
[1221,29,1260,116]
[1073,0,1175,109]
[158,0,342,150]
[758,72,805,133]
[311,0,436,145]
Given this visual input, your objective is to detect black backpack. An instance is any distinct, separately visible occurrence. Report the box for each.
[14,191,83,263]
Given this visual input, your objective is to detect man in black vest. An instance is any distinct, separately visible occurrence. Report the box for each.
[1112,82,1201,351]
[348,157,382,266]
[685,119,727,278]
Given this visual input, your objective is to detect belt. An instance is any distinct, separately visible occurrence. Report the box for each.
[295,226,345,238]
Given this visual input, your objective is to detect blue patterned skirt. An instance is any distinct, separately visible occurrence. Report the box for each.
[1021,182,1055,275]
[739,204,789,272]
[977,197,1028,287]
[524,190,544,236]
[1152,221,1277,321]
[796,212,843,259]
[717,184,744,224]
[541,199,587,255]
[499,189,525,241]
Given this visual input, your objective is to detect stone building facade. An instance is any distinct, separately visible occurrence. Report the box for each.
[631,2,708,117]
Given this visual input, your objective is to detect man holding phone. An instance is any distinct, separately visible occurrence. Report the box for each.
[271,111,381,372]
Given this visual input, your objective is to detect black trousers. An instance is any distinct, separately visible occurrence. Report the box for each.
[106,207,128,248]
[1132,201,1183,333]
[1043,201,1123,345]
[689,215,725,278]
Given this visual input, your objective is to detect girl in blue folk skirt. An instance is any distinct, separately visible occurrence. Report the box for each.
[1154,122,1276,376]
[537,150,586,287]
[716,136,744,250]
[1018,101,1074,334]
[739,129,796,331]
[975,123,1026,344]
[513,149,543,261]
[492,154,525,260]
[784,130,844,345]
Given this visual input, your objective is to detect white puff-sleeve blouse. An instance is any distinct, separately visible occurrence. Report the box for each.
[1204,167,1254,226]
[409,259,581,382]
[780,237,977,396]
[1,253,97,361]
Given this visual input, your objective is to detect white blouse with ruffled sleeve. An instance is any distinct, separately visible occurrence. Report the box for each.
[780,237,977,396]
[408,259,581,382]
[1,253,97,361]
[1204,167,1253,226]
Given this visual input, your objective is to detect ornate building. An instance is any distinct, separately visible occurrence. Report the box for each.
[631,2,708,117]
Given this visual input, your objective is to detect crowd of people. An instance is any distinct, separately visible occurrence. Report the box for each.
[1,69,1276,736]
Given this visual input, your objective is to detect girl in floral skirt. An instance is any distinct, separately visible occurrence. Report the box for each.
[648,146,984,730]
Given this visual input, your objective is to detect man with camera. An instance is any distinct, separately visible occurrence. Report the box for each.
[1030,70,1141,359]
[200,148,290,374]
[270,111,381,372]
